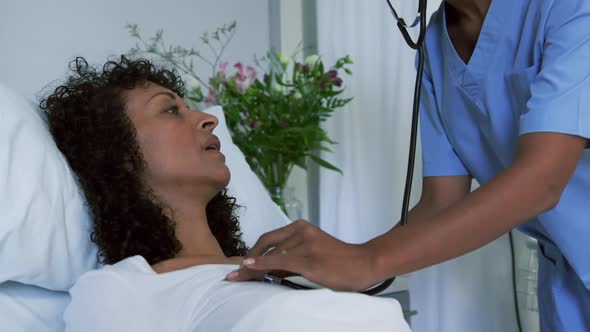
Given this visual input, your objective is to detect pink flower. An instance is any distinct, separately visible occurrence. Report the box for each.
[294,63,310,74]
[332,77,343,87]
[218,62,229,79]
[319,71,343,89]
[234,62,256,93]
[204,85,217,105]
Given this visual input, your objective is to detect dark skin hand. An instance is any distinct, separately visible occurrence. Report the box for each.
[226,132,587,291]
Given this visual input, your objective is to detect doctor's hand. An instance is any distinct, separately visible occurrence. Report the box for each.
[225,220,379,292]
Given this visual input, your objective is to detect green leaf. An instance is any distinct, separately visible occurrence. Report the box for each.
[317,146,334,153]
[309,154,342,173]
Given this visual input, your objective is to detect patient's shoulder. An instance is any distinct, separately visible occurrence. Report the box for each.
[70,256,152,294]
[89,255,156,276]
[111,255,158,274]
[68,255,156,304]
[64,256,163,331]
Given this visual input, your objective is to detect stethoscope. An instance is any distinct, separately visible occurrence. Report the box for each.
[261,0,428,296]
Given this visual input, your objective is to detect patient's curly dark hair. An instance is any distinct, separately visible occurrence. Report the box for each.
[40,56,248,265]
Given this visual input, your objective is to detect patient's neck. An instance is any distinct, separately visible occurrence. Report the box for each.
[174,204,224,259]
[156,188,225,258]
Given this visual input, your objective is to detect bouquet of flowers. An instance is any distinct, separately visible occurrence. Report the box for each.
[127,21,353,212]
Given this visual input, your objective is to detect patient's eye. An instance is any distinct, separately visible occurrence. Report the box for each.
[164,105,180,115]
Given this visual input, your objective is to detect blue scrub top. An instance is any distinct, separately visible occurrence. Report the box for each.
[420,0,590,330]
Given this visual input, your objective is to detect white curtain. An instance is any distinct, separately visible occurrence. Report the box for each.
[316,1,519,331]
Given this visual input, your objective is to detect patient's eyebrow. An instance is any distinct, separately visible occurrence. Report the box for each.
[146,91,176,105]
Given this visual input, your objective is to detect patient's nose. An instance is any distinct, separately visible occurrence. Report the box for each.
[197,112,219,132]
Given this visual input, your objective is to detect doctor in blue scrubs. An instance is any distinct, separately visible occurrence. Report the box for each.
[227,0,590,330]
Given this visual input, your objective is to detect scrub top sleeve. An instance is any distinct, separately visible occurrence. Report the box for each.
[519,0,590,141]
[418,55,470,177]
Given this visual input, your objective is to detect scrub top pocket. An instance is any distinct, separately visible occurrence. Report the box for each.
[505,64,539,118]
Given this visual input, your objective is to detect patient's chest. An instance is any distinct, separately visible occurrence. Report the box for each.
[66,256,409,332]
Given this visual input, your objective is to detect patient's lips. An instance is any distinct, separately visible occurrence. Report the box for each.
[204,135,224,157]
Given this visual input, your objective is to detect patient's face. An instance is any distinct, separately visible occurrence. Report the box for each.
[124,82,230,201]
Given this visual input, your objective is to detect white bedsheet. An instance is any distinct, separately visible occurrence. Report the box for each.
[64,256,410,332]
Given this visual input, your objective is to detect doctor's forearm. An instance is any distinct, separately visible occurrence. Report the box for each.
[365,133,587,282]
[365,165,558,282]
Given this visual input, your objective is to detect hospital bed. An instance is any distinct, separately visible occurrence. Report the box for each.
[0,82,411,331]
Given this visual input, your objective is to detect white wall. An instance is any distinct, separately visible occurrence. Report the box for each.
[0,0,270,100]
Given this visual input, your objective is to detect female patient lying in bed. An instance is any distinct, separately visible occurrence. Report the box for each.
[41,56,409,332]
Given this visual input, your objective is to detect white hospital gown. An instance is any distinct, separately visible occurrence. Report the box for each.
[64,255,410,332]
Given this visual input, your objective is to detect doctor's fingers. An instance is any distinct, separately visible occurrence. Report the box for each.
[246,219,311,258]
[240,254,309,277]
[226,265,268,282]
[227,239,306,282]
[264,232,306,257]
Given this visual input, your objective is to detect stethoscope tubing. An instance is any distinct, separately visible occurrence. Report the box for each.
[262,0,428,296]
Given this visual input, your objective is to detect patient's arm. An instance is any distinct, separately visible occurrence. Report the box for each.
[152,256,242,274]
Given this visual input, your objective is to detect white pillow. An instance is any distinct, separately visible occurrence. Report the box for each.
[0,84,289,292]
[0,83,98,291]
[204,106,290,246]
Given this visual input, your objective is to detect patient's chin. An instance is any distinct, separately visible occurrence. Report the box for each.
[222,168,231,187]
[202,170,231,195]
[184,165,231,189]
[208,165,230,189]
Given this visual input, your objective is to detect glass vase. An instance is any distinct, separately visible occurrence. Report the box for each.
[284,186,303,220]
[270,186,287,215]
[270,186,303,220]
